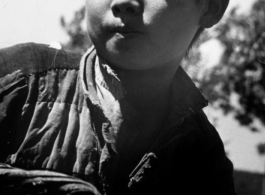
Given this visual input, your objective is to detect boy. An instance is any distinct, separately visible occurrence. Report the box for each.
[0,0,236,194]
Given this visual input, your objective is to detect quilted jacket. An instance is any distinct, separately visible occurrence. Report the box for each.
[0,43,237,195]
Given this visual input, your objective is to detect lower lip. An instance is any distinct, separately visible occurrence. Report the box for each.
[113,31,142,38]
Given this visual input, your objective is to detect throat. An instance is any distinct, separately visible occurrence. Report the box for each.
[125,83,171,113]
[97,56,180,125]
[115,63,180,115]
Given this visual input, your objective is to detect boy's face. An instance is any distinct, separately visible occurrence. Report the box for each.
[86,0,204,70]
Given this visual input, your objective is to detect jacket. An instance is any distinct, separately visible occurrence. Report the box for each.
[0,43,237,195]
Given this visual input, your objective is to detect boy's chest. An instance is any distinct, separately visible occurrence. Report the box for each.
[99,96,167,190]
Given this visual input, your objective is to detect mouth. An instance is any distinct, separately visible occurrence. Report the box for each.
[109,26,142,36]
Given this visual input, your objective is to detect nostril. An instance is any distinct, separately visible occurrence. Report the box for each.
[113,6,121,14]
[126,7,135,14]
[111,1,141,16]
[112,6,136,15]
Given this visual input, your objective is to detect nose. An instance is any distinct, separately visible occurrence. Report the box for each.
[111,0,142,16]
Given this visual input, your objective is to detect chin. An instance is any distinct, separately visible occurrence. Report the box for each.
[94,40,161,70]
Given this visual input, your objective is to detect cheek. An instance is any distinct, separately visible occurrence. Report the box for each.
[149,16,199,55]
[86,4,104,37]
[86,1,108,23]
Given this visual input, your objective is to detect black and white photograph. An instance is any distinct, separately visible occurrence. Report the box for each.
[0,0,264,194]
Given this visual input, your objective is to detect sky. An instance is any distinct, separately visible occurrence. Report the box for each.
[0,0,85,47]
[0,0,264,173]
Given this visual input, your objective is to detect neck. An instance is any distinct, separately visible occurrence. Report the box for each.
[113,59,180,113]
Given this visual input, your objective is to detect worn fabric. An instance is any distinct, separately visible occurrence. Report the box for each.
[0,163,100,195]
[0,43,237,195]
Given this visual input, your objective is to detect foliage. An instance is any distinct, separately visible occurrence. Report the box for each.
[193,0,265,131]
[257,142,265,155]
[60,6,91,53]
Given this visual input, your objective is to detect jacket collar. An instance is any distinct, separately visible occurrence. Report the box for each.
[165,66,208,129]
[80,46,208,131]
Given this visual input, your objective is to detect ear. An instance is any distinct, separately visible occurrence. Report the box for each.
[199,0,229,28]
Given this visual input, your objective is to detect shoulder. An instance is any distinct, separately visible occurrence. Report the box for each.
[0,42,82,77]
[161,110,225,157]
[148,111,235,194]
[179,110,223,150]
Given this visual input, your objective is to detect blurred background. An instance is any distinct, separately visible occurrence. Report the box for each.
[0,0,265,194]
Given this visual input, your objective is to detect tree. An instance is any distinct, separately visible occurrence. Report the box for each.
[194,0,265,131]
[257,142,265,195]
[60,6,91,53]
